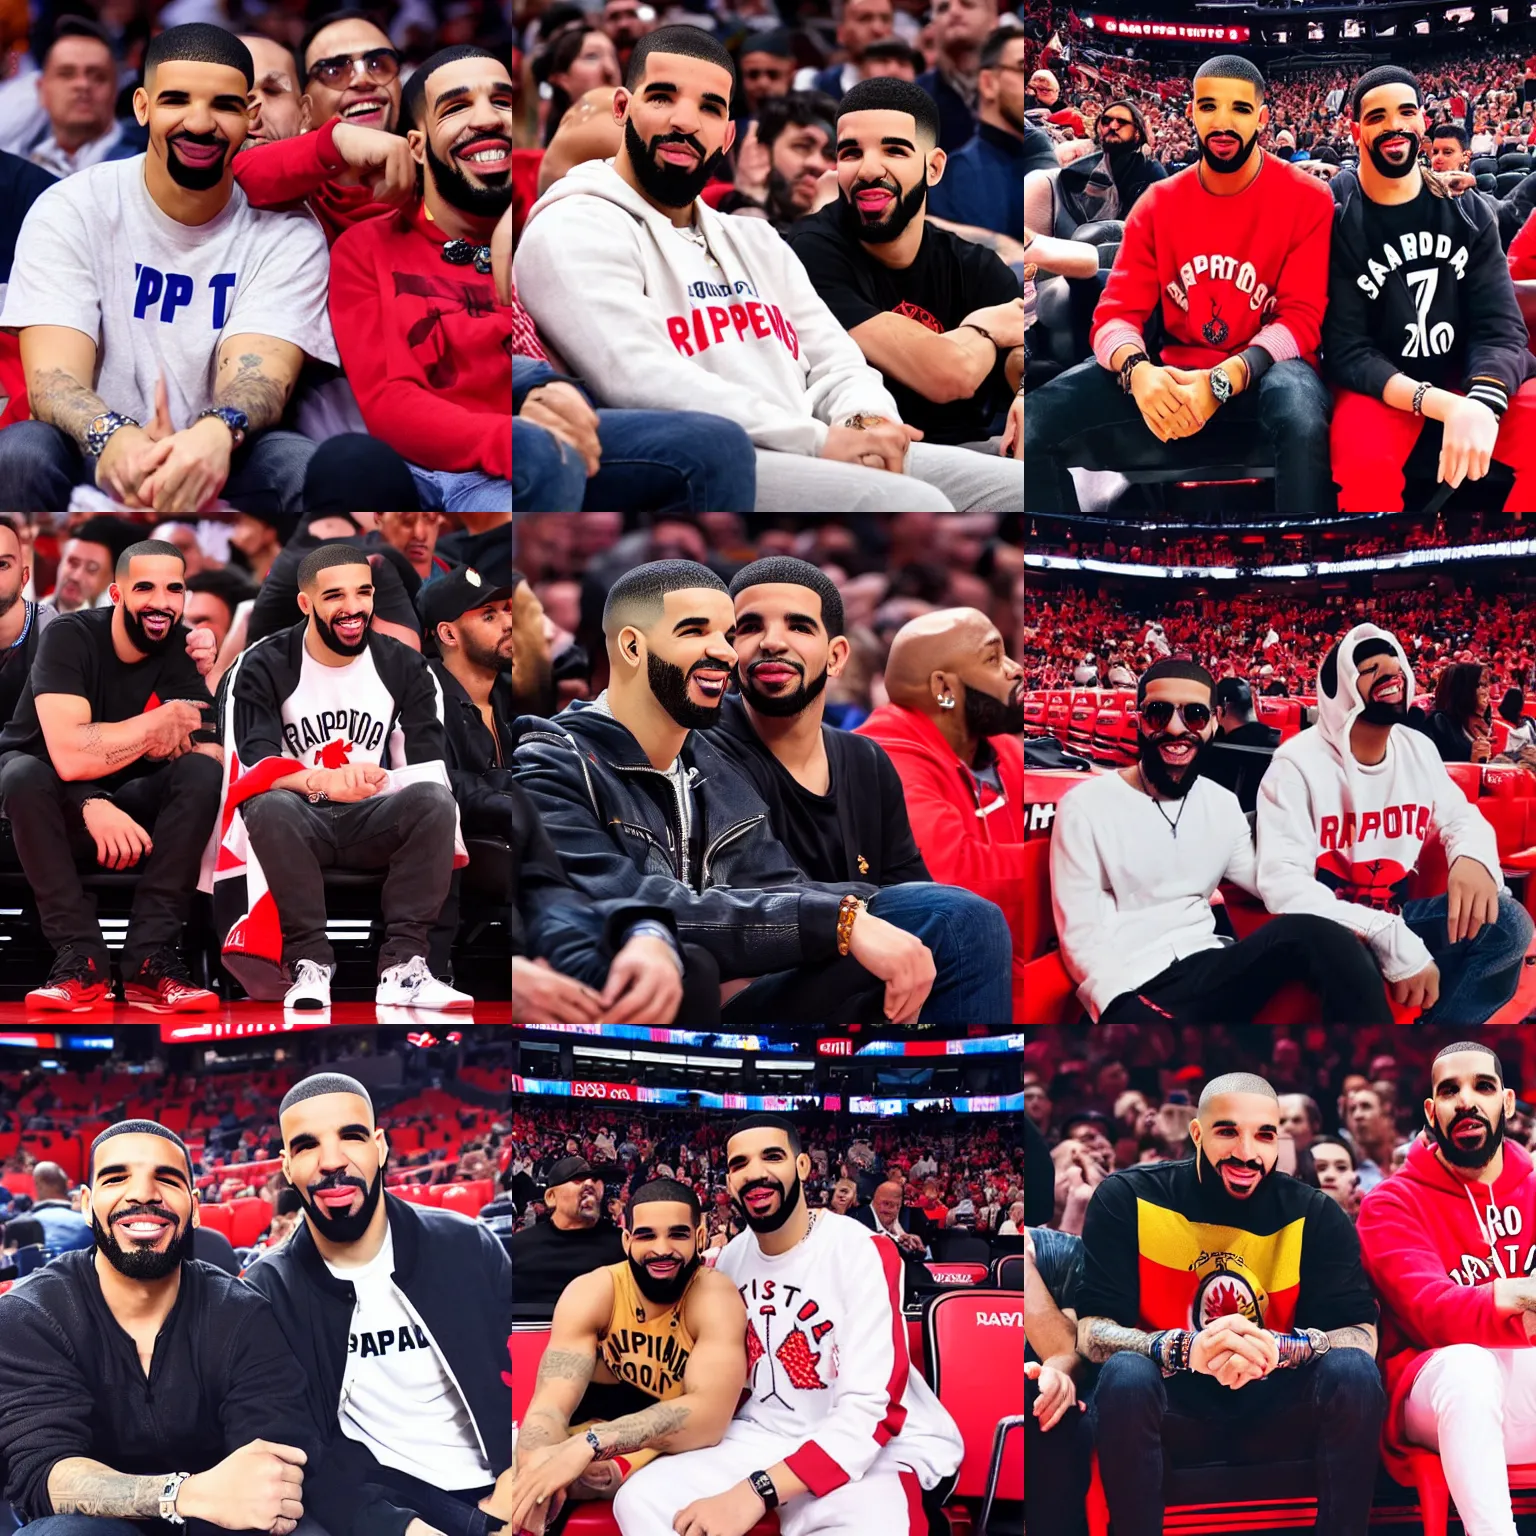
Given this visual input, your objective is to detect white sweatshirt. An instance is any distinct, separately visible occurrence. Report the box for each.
[1256,621,1505,983]
[715,1211,963,1493]
[1049,770,1258,1021]
[513,159,900,456]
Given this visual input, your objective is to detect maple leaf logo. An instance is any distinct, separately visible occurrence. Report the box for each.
[745,1321,765,1372]
[774,1327,828,1390]
[314,739,354,769]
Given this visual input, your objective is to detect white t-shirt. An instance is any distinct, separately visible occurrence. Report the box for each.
[323,1225,491,1490]
[1,156,337,431]
[280,644,404,769]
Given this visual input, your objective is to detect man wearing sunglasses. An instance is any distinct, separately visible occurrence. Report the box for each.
[1258,624,1534,1024]
[1051,656,1393,1024]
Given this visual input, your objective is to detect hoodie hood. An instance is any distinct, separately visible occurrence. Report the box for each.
[1316,621,1416,767]
[1399,1132,1532,1227]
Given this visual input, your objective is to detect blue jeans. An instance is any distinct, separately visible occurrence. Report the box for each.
[1023,355,1335,515]
[24,1523,142,1536]
[1403,890,1535,1024]
[511,419,585,510]
[723,883,1013,1025]
[1090,1348,1386,1536]
[410,464,514,513]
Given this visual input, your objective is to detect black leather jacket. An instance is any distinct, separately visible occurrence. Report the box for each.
[513,699,876,978]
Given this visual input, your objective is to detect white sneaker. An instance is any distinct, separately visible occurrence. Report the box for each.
[375,955,474,1011]
[284,959,334,1011]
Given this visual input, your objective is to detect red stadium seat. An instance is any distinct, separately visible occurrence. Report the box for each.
[1383,1443,1536,1536]
[227,1198,272,1248]
[198,1201,234,1239]
[420,1184,449,1206]
[923,1262,989,1286]
[1447,762,1483,799]
[1067,691,1100,754]
[1,1173,33,1198]
[440,1183,485,1219]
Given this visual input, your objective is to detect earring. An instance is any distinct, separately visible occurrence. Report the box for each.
[939,695,955,711]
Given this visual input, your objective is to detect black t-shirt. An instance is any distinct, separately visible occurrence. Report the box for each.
[786,204,1019,445]
[0,602,43,731]
[1076,1158,1377,1336]
[507,1218,627,1309]
[0,608,213,792]
[1027,1225,1084,1364]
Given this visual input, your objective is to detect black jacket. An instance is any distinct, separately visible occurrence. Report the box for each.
[1201,720,1283,814]
[0,1251,323,1532]
[242,1195,512,1536]
[506,1216,626,1310]
[512,699,876,978]
[429,659,515,837]
[1423,709,1481,763]
[707,694,930,886]
[1325,168,1536,411]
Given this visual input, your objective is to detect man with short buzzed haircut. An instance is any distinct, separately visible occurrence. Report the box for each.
[508,1155,627,1307]
[1077,1073,1386,1536]
[1278,1094,1322,1156]
[209,542,470,1011]
[0,1117,321,1532]
[514,559,1007,1024]
[245,1072,513,1536]
[1357,1042,1536,1536]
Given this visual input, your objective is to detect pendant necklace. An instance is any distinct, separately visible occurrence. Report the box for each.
[1138,764,1188,838]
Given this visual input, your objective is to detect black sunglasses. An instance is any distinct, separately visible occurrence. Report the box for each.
[308,47,400,90]
[1139,700,1212,731]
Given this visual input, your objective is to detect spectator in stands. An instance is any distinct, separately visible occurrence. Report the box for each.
[800,0,895,98]
[1345,1086,1396,1193]
[28,1159,91,1256]
[1050,657,1392,1024]
[1356,1041,1536,1536]
[852,1176,928,1255]
[327,46,512,512]
[0,25,337,515]
[785,79,1023,456]
[42,516,130,613]
[0,539,223,1013]
[1200,675,1280,814]
[214,543,472,1011]
[0,146,53,433]
[1429,119,1473,174]
[1023,56,1337,517]
[738,31,797,119]
[1257,624,1534,1024]
[0,1119,321,1530]
[1424,661,1494,764]
[1025,1225,1089,1536]
[1076,1073,1386,1536]
[717,90,837,230]
[611,1114,963,1535]
[240,34,304,149]
[20,18,145,179]
[508,1153,627,1307]
[602,0,658,76]
[0,516,54,730]
[184,566,254,655]
[857,606,1024,1019]
[246,1072,513,1536]
[1497,686,1536,766]
[228,510,289,585]
[928,29,1027,242]
[515,28,1018,511]
[495,1177,748,1536]
[1324,68,1536,512]
[915,0,998,152]
[1310,1140,1360,1213]
[1278,1093,1323,1157]
[515,560,1006,1025]
[860,40,924,84]
[829,1176,859,1213]
[377,511,452,587]
[298,9,402,141]
[540,26,621,145]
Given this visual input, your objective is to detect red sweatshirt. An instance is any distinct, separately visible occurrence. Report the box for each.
[853,703,1023,1017]
[232,118,395,247]
[1091,152,1335,372]
[328,200,512,480]
[1356,1137,1536,1459]
[1510,208,1536,283]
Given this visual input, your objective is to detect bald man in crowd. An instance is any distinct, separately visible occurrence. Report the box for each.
[240,35,305,148]
[853,1179,929,1254]
[28,1159,90,1257]
[856,608,1025,1015]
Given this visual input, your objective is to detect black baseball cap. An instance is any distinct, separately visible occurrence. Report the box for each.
[545,1155,596,1187]
[418,566,514,649]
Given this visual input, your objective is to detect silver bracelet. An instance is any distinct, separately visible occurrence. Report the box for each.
[1412,381,1430,416]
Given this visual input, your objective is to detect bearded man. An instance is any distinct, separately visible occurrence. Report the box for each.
[1051,655,1392,1023]
[1358,1042,1536,1536]
[1076,1073,1386,1536]
[492,1179,748,1536]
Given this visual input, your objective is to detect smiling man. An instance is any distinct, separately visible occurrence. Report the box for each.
[1323,66,1536,511]
[1257,622,1533,1024]
[0,1119,320,1532]
[245,1072,512,1536]
[495,1178,746,1536]
[1077,1073,1385,1536]
[1050,655,1391,1025]
[611,1115,962,1536]
[1357,1042,1536,1536]
[0,23,338,513]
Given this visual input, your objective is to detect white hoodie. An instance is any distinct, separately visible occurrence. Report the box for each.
[1256,622,1504,983]
[513,159,900,456]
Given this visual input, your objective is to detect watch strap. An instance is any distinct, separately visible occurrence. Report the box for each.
[1118,350,1150,394]
[748,1470,780,1510]
[160,1470,191,1524]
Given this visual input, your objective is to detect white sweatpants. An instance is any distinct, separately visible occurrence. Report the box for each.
[1403,1343,1536,1536]
[612,1419,925,1536]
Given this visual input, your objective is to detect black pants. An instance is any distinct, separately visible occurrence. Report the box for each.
[1025,1370,1090,1536]
[0,750,221,974]
[365,1466,495,1536]
[241,781,457,974]
[1097,912,1394,1024]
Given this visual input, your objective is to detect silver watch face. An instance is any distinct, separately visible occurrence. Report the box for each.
[1211,367,1232,403]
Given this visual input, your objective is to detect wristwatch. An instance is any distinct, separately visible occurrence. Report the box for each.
[160,1471,191,1524]
[1209,364,1235,406]
[1302,1325,1330,1357]
[1118,350,1150,395]
[748,1470,780,1511]
[585,1426,606,1461]
[196,405,249,450]
[85,410,140,459]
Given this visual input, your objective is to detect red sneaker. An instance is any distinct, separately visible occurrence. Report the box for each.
[26,947,110,1012]
[124,948,218,1013]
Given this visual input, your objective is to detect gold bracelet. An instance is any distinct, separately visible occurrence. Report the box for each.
[837,894,862,956]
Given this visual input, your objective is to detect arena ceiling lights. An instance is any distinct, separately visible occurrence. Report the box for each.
[1026,540,1534,580]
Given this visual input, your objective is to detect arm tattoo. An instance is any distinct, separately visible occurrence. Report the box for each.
[1079,1316,1155,1364]
[28,369,113,449]
[47,1461,162,1517]
[535,1347,597,1387]
[1326,1324,1376,1355]
[590,1401,691,1459]
[515,1347,596,1461]
[80,722,142,768]
[214,351,292,432]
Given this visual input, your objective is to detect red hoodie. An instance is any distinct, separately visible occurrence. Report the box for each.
[853,703,1023,1017]
[1356,1136,1536,1460]
[232,118,395,247]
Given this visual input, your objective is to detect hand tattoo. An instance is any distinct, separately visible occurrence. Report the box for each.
[213,350,291,432]
[28,369,114,449]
